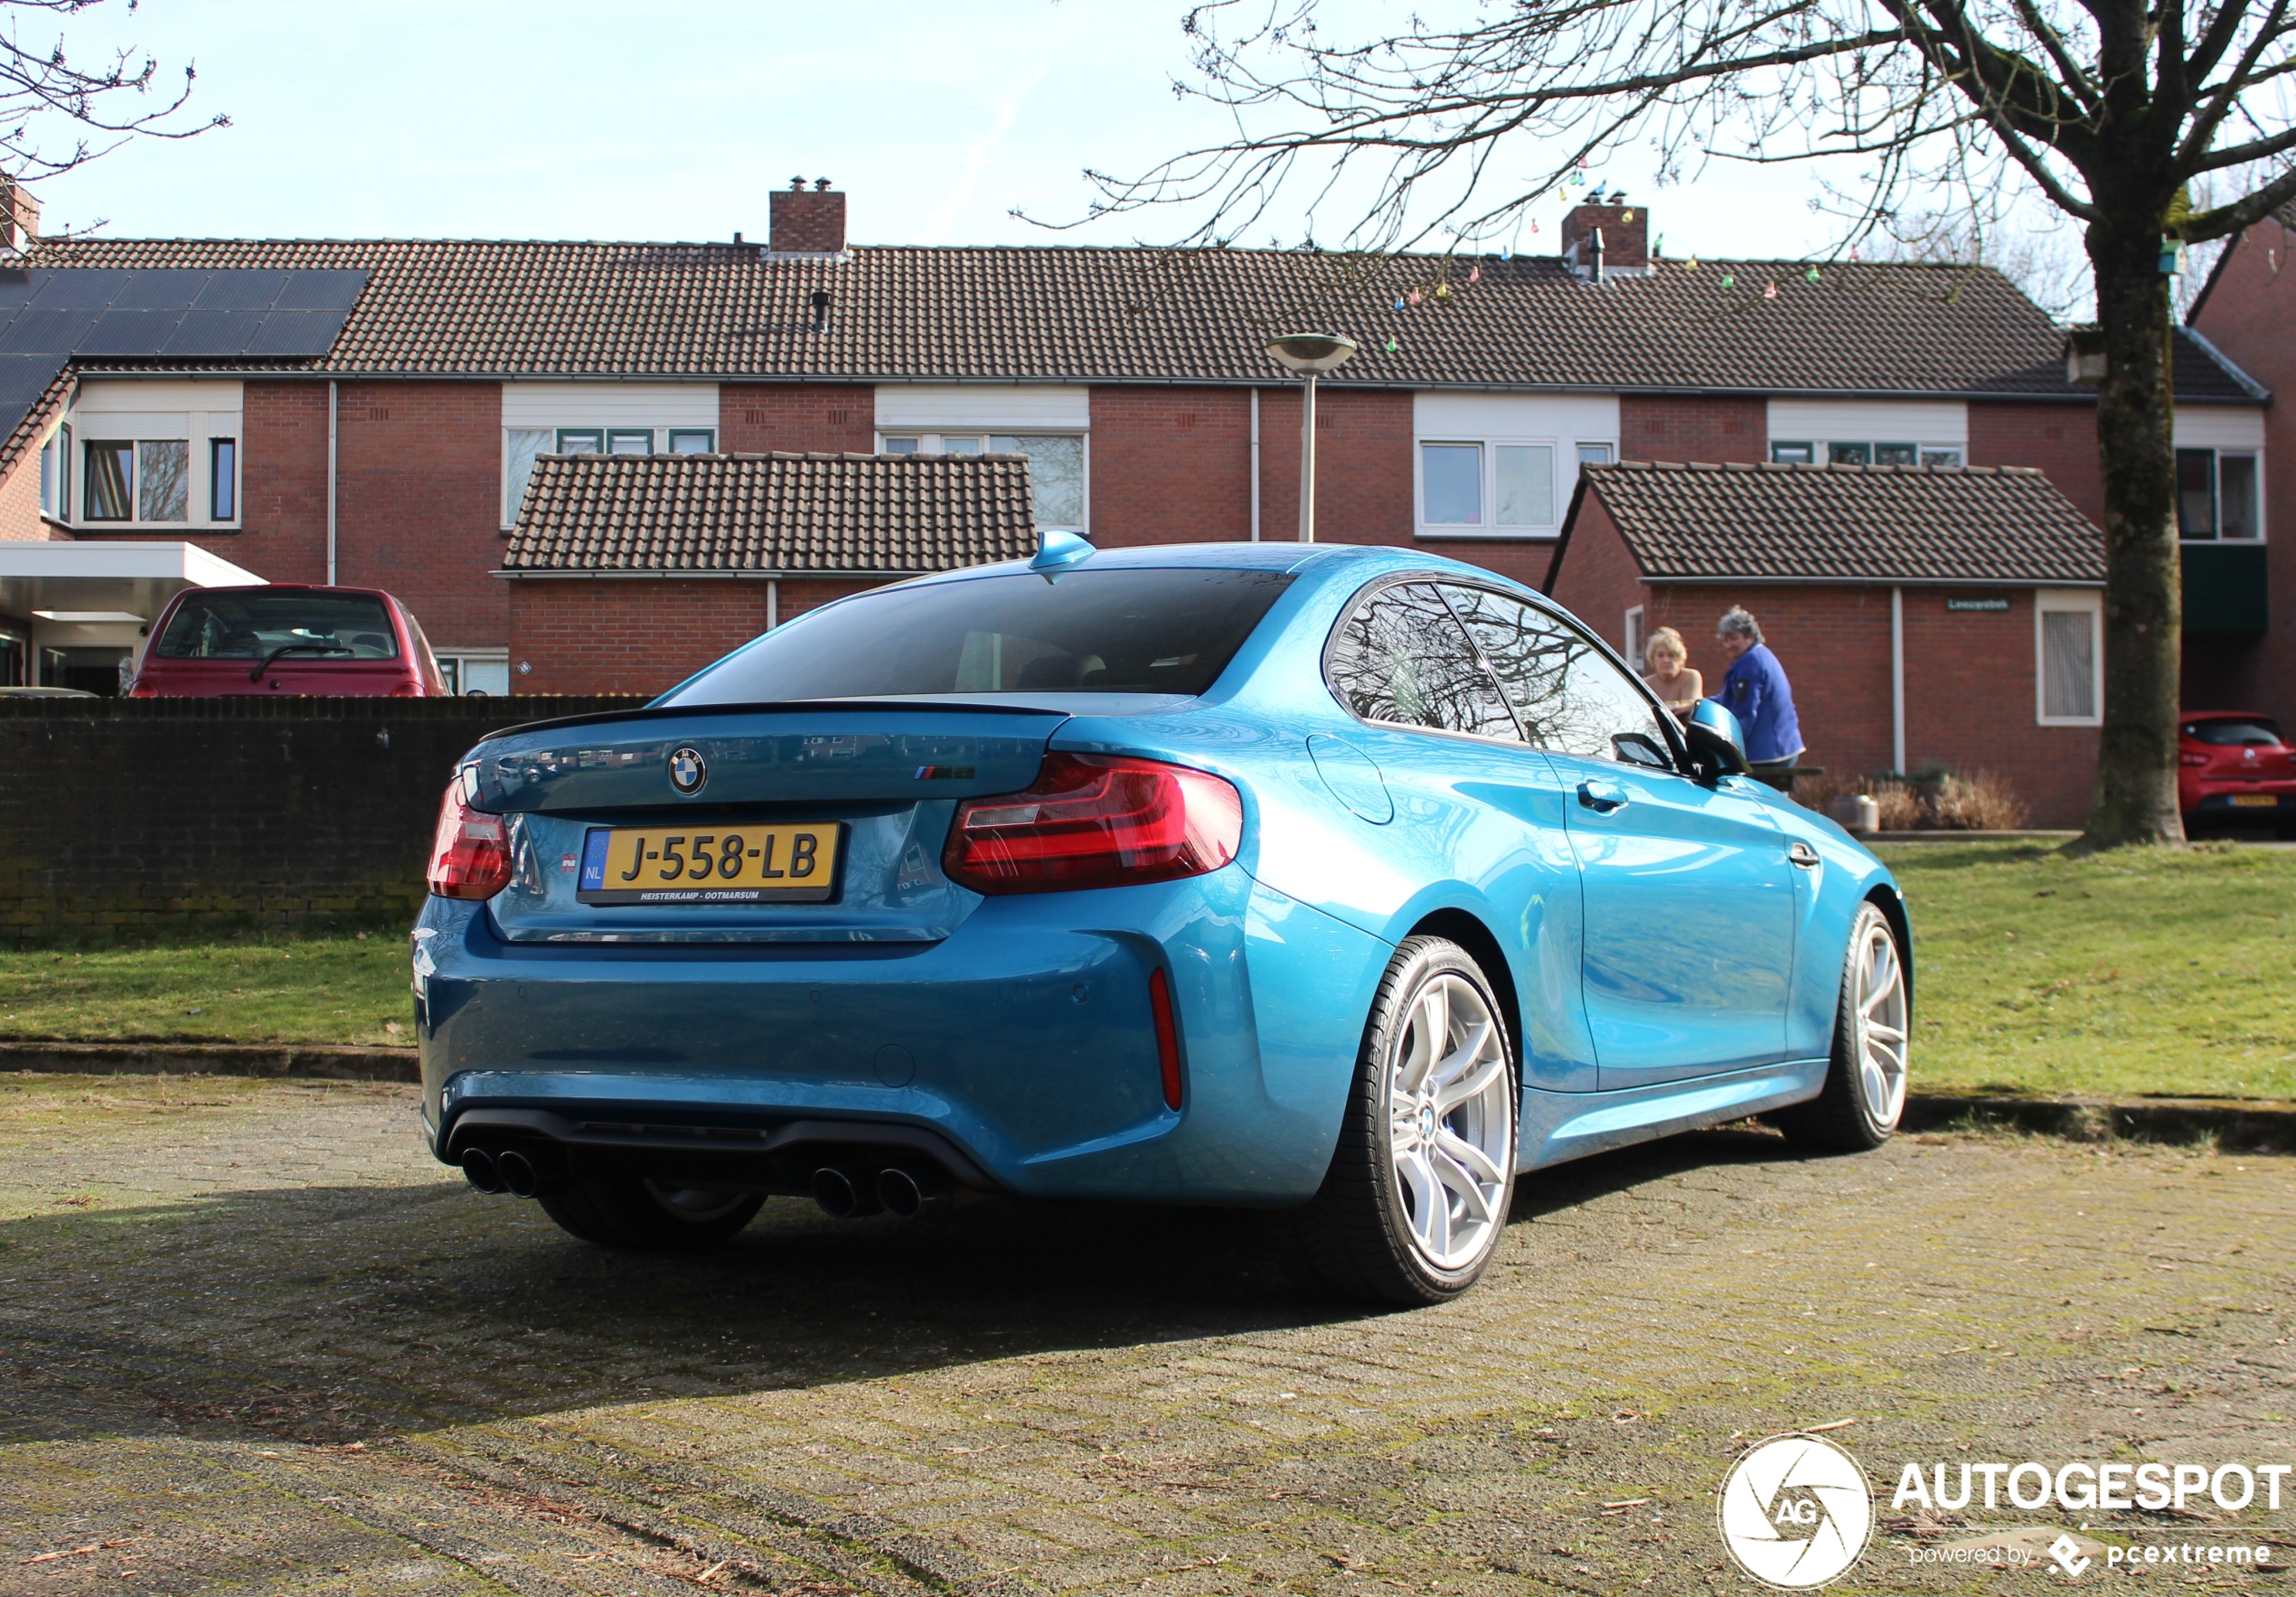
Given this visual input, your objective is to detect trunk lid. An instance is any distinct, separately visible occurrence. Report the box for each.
[466,703,1065,944]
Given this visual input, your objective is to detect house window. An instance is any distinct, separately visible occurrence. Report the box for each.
[879,431,1088,531]
[82,440,135,521]
[1778,438,1960,467]
[2178,448,2262,540]
[38,427,66,519]
[556,428,604,454]
[1420,442,1483,525]
[667,428,714,454]
[1493,445,1555,528]
[210,438,237,521]
[2036,592,2103,727]
[136,440,189,522]
[1576,442,1614,468]
[504,429,552,524]
[606,428,652,456]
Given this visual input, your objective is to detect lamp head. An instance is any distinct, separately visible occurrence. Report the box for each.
[1264,332,1359,375]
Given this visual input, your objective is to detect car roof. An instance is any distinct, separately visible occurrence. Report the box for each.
[897,540,1539,591]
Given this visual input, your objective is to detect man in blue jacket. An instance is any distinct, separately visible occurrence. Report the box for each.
[1710,606,1803,794]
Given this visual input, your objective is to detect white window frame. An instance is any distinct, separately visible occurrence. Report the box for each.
[876,428,1089,533]
[1770,438,1964,468]
[2177,447,2266,543]
[61,423,239,531]
[1416,434,1595,540]
[1623,604,1646,670]
[2035,588,2104,728]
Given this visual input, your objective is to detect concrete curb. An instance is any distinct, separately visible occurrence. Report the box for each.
[2,1048,2289,1154]
[1902,1094,2296,1153]
[0,1040,418,1082]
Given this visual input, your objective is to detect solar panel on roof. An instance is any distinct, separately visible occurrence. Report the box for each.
[244,308,347,356]
[0,353,61,413]
[75,307,186,356]
[24,270,131,308]
[160,311,264,357]
[191,270,288,312]
[111,269,217,310]
[0,306,95,354]
[273,270,368,312]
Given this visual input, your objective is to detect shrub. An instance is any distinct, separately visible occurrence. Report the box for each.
[1793,768,2026,831]
[1925,769,2030,831]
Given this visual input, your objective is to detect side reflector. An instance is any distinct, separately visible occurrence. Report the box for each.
[1149,966,1182,1111]
[426,781,512,900]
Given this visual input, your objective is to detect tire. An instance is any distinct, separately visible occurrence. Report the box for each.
[1774,901,1910,1153]
[1287,936,1519,1306]
[539,1175,763,1253]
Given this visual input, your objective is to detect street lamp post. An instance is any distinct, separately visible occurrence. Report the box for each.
[1264,333,1358,542]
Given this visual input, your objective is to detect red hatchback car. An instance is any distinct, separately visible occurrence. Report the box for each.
[2179,711,2296,834]
[129,584,447,698]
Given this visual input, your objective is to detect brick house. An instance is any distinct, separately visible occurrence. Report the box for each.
[0,182,2267,802]
[504,450,1034,693]
[2186,207,2294,723]
[1547,462,2106,823]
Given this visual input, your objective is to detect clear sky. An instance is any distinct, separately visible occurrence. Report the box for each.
[24,0,1947,264]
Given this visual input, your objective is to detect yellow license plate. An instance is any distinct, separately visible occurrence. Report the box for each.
[577,823,843,905]
[2229,794,2280,808]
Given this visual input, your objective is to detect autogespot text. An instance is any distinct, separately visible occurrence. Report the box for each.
[1890,1461,2291,1513]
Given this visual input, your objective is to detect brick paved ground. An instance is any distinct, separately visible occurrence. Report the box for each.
[0,1074,2288,1594]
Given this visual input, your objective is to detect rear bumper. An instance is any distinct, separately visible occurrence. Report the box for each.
[2185,784,2296,818]
[413,866,1389,1204]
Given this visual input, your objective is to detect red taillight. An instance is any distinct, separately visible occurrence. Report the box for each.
[127,680,156,698]
[426,781,512,900]
[942,752,1243,895]
[1149,966,1182,1111]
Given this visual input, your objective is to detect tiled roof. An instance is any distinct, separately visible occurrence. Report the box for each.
[1559,460,2105,586]
[18,235,2261,400]
[502,451,1037,576]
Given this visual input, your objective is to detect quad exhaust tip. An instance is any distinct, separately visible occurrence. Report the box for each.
[811,1166,880,1219]
[876,1165,948,1218]
[461,1145,542,1198]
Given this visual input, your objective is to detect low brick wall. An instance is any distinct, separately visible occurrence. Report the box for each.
[0,696,643,943]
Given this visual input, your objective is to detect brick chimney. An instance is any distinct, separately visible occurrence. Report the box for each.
[0,181,40,253]
[1562,194,1648,276]
[770,176,845,255]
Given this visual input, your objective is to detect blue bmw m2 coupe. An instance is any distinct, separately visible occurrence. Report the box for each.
[415,540,1910,1304]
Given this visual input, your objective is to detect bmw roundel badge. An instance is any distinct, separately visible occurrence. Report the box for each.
[667,746,708,795]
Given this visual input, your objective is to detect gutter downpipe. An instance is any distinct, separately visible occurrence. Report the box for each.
[325,380,339,586]
[767,579,779,630]
[1248,388,1261,541]
[1890,585,1906,776]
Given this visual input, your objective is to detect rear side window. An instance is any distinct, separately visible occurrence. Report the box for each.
[154,592,400,661]
[1441,584,1670,764]
[2185,717,2283,747]
[1325,581,1520,740]
[667,568,1294,704]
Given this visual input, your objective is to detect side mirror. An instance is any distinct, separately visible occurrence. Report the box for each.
[1684,698,1751,780]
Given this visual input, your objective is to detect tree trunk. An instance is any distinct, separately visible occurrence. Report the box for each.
[2079,224,2186,849]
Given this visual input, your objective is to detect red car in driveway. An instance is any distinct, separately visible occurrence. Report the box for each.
[2180,711,2296,834]
[129,585,448,697]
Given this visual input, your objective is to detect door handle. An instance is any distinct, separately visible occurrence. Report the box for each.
[1787,840,1821,868]
[1577,779,1629,813]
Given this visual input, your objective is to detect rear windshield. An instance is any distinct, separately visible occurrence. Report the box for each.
[667,568,1295,705]
[155,592,400,661]
[2184,717,2283,747]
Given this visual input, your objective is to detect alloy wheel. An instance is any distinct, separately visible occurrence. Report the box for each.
[1385,972,1514,1271]
[1849,909,1909,1129]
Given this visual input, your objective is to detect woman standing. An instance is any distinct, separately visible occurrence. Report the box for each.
[1641,626,1704,719]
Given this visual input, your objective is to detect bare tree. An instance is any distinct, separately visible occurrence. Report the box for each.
[1078,0,2296,848]
[0,0,223,224]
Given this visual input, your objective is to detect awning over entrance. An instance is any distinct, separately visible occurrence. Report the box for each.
[0,540,265,692]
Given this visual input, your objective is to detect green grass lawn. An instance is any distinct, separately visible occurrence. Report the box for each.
[2,844,2291,1096]
[0,933,414,1048]
[1880,841,2296,1101]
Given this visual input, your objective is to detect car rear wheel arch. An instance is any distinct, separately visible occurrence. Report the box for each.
[1403,908,1522,1083]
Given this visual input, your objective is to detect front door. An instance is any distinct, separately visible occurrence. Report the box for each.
[1442,586,1795,1089]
